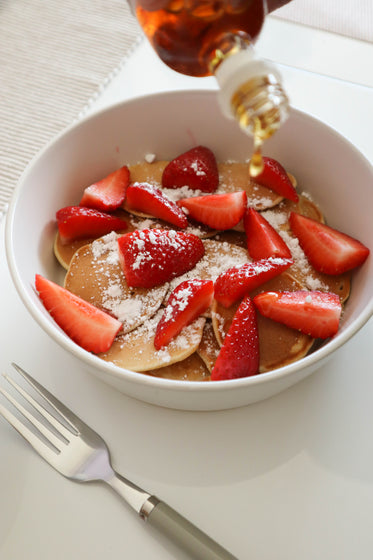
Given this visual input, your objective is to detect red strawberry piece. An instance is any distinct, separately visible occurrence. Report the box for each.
[289,212,370,275]
[117,229,205,288]
[126,182,188,228]
[253,157,298,202]
[244,207,292,260]
[56,206,127,244]
[214,257,293,308]
[79,165,130,211]
[162,145,219,193]
[253,290,342,339]
[177,191,247,230]
[154,279,214,349]
[211,296,259,380]
[35,274,122,353]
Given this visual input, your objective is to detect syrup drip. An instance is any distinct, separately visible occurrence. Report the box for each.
[249,134,264,177]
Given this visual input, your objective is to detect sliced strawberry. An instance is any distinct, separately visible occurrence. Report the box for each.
[289,212,370,275]
[253,290,342,339]
[126,182,188,228]
[244,207,292,260]
[162,145,219,193]
[117,229,205,288]
[253,157,298,202]
[177,191,247,230]
[56,206,127,244]
[214,257,293,308]
[79,165,130,211]
[211,296,259,380]
[154,279,214,349]
[35,274,122,353]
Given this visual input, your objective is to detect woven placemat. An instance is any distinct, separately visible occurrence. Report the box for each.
[0,0,141,215]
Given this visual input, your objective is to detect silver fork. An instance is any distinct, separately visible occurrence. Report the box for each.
[0,363,236,560]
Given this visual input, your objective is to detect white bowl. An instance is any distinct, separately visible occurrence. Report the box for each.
[5,90,373,410]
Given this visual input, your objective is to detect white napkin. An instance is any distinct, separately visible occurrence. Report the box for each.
[273,0,373,43]
[0,0,141,215]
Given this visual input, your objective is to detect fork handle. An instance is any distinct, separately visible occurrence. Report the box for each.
[107,473,236,558]
[142,497,238,560]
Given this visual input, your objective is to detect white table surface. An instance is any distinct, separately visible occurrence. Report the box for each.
[1,19,373,560]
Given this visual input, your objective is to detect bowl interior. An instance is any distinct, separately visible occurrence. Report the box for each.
[5,90,373,410]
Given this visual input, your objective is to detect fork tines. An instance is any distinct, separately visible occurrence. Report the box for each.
[0,363,77,457]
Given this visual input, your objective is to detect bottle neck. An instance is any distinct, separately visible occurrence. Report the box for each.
[207,34,255,76]
[230,74,289,140]
[214,47,289,175]
[214,47,289,132]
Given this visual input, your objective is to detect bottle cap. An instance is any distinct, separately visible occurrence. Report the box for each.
[215,48,283,119]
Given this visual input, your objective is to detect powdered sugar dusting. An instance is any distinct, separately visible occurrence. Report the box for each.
[145,153,156,163]
[67,232,167,333]
[211,310,225,340]
[129,216,160,231]
[262,208,327,291]
[166,239,249,297]
[191,161,206,176]
[164,284,193,322]
[247,184,279,209]
[91,231,119,263]
[115,310,205,367]
[162,185,202,203]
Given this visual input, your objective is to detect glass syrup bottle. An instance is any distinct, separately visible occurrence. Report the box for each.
[129,0,289,175]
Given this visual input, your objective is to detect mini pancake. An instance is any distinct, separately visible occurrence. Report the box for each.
[164,239,249,306]
[54,234,96,271]
[212,230,247,248]
[211,272,314,373]
[146,353,210,381]
[287,172,297,188]
[99,312,206,372]
[217,162,284,210]
[64,232,168,334]
[297,195,325,223]
[129,160,165,184]
[197,321,220,373]
[289,263,351,303]
[54,209,132,270]
[261,194,324,234]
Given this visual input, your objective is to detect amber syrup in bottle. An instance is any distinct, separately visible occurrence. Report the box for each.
[131,0,289,175]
